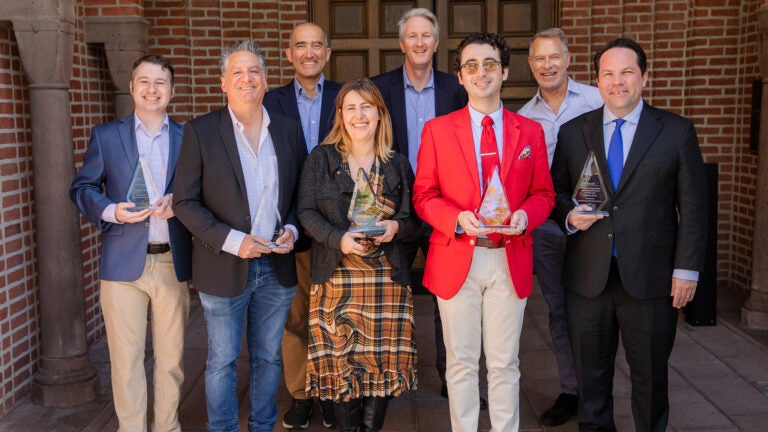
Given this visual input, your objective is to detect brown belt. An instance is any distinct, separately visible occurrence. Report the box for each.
[474,237,503,249]
[147,243,170,254]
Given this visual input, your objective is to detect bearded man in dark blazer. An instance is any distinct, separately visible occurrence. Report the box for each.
[550,38,708,432]
[173,40,306,432]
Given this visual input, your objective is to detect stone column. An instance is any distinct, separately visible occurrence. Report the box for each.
[12,14,99,405]
[742,5,768,329]
[84,16,149,118]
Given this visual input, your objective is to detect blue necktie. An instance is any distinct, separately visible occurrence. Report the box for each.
[607,118,625,190]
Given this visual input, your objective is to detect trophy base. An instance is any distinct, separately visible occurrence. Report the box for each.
[479,224,511,229]
[127,205,158,212]
[349,226,386,237]
[268,242,289,249]
[572,210,609,216]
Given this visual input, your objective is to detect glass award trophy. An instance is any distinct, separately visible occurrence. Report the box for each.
[572,151,610,216]
[477,166,512,229]
[126,157,160,211]
[347,168,386,237]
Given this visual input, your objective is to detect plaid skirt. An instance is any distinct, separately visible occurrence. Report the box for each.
[306,251,417,401]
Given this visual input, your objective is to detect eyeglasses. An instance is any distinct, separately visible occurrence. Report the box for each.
[460,60,502,74]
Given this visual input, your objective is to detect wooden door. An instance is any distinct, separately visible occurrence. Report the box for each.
[310,0,557,109]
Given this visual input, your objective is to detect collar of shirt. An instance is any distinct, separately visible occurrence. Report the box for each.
[602,99,644,162]
[133,113,170,137]
[294,74,325,101]
[227,104,272,155]
[402,67,435,91]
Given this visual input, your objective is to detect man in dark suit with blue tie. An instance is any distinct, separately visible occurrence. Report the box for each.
[551,38,708,431]
[263,22,341,430]
[69,54,192,432]
[370,7,479,408]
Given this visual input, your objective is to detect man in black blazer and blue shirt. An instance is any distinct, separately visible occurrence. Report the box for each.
[263,22,341,430]
[173,40,306,432]
[370,7,479,408]
[551,38,707,431]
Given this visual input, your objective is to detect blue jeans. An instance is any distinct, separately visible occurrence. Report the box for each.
[199,257,295,432]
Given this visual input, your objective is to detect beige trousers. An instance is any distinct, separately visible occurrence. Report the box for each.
[281,249,312,398]
[100,251,190,432]
[437,247,527,432]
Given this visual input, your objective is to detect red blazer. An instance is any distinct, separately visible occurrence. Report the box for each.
[413,107,554,300]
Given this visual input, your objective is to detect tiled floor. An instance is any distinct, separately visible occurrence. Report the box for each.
[1,283,767,431]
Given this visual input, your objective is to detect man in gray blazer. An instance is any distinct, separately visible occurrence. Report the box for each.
[173,40,306,432]
[70,54,191,432]
[551,38,707,431]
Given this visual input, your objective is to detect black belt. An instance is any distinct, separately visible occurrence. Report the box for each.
[475,237,503,249]
[147,243,170,254]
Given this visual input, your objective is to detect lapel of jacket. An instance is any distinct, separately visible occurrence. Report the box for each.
[619,103,661,193]
[582,110,613,195]
[500,109,521,183]
[453,107,481,197]
[319,81,339,141]
[165,120,182,193]
[278,83,301,123]
[218,108,248,203]
[268,117,288,213]
[119,115,139,170]
[389,67,408,156]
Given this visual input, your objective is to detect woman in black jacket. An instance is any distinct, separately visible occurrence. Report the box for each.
[298,77,418,432]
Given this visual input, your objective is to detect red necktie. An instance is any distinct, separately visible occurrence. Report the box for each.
[481,115,500,192]
[480,115,503,242]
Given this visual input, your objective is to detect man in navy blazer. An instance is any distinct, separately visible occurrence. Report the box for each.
[69,54,191,432]
[173,40,307,432]
[371,7,477,408]
[551,38,707,431]
[263,22,341,430]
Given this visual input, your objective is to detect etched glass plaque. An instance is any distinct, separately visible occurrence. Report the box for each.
[253,184,288,248]
[572,152,610,216]
[126,158,160,211]
[347,167,386,237]
[477,166,512,229]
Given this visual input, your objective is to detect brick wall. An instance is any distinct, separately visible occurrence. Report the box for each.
[560,0,761,291]
[0,22,36,416]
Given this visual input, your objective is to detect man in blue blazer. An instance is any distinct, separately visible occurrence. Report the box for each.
[371,7,479,408]
[263,22,341,430]
[69,54,192,432]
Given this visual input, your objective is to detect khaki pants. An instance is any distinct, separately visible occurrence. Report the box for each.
[437,247,527,432]
[281,249,312,398]
[101,251,190,432]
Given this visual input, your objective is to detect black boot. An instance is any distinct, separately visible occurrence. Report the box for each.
[334,398,363,432]
[361,396,388,432]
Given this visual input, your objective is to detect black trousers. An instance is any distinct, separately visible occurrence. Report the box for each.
[566,258,677,432]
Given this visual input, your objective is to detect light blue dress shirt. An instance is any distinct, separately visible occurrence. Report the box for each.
[294,75,324,152]
[403,68,435,171]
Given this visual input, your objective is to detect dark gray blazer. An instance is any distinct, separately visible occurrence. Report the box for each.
[551,102,708,299]
[173,107,307,297]
[298,144,418,285]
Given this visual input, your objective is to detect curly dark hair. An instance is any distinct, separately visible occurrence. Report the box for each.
[453,32,510,73]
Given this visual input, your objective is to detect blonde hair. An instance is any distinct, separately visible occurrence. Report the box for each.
[322,77,394,163]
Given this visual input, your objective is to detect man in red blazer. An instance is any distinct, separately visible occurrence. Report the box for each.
[413,33,554,432]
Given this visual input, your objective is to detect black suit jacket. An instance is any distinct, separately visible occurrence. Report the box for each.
[551,103,708,299]
[263,79,341,146]
[298,145,418,285]
[372,66,467,157]
[173,107,307,297]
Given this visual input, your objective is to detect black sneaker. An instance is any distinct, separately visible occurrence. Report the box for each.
[319,399,337,428]
[540,393,578,426]
[282,398,312,429]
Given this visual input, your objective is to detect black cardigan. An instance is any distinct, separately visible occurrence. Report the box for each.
[298,144,418,285]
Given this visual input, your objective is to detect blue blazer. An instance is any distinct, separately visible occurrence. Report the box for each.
[263,79,342,148]
[372,66,468,158]
[69,114,192,282]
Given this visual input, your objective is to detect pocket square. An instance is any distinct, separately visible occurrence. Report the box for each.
[518,145,531,160]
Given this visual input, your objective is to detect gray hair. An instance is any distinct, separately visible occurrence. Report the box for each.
[529,27,569,57]
[220,40,266,75]
[397,8,439,41]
